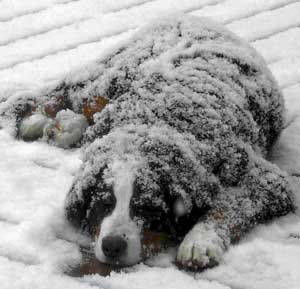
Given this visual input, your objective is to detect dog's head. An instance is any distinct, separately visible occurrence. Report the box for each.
[65,125,220,266]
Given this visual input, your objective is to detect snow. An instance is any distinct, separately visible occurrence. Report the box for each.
[177,222,226,268]
[0,0,219,71]
[0,0,72,22]
[191,0,299,24]
[226,1,300,41]
[0,0,100,46]
[19,113,51,141]
[252,28,300,64]
[1,1,300,289]
[46,109,89,148]
[269,56,300,88]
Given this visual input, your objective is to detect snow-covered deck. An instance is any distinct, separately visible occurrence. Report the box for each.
[1,1,300,288]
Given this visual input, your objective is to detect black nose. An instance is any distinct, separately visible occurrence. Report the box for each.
[101,235,127,259]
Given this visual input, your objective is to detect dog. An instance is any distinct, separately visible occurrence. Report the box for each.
[10,15,294,271]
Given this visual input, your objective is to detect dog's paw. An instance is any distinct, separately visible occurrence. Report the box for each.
[176,223,226,271]
[19,108,88,148]
[19,113,52,141]
[46,109,88,148]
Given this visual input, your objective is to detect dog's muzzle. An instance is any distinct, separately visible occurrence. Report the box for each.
[101,235,127,260]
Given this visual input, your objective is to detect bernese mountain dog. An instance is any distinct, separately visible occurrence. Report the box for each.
[10,15,294,271]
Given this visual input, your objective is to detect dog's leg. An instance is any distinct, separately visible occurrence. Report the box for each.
[176,157,295,271]
[17,94,71,141]
[17,89,108,147]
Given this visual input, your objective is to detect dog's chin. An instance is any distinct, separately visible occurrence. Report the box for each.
[99,257,137,267]
[95,253,141,268]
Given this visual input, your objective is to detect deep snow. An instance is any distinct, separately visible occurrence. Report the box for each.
[1,1,300,289]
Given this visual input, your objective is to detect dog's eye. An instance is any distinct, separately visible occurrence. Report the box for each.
[102,195,115,207]
[135,206,163,218]
[100,191,116,212]
[145,208,162,217]
[96,181,115,208]
[88,193,115,228]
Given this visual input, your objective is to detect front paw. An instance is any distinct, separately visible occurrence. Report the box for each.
[176,223,226,271]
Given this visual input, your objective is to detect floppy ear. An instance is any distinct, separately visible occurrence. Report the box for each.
[141,137,220,211]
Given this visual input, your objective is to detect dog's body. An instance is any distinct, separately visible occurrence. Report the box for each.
[11,15,294,270]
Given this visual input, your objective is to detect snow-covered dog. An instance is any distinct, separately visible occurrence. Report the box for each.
[13,15,294,270]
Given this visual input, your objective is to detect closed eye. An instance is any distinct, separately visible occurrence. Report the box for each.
[87,187,116,228]
[136,206,163,217]
[102,195,115,207]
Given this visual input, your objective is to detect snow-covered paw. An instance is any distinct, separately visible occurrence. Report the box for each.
[176,223,226,271]
[19,109,88,148]
[19,113,52,141]
[45,109,88,148]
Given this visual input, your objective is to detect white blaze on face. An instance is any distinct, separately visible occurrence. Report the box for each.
[94,158,142,265]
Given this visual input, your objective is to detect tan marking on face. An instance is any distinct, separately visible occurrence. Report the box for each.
[43,95,66,118]
[23,104,37,118]
[83,96,109,124]
[209,209,225,222]
[141,229,170,258]
[230,224,242,242]
[94,225,101,239]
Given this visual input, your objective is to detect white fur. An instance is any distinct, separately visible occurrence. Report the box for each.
[94,157,142,265]
[19,110,88,148]
[176,223,225,267]
[46,109,88,148]
[19,113,51,140]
